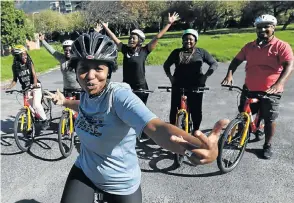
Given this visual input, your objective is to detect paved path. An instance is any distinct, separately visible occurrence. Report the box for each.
[1,63,294,203]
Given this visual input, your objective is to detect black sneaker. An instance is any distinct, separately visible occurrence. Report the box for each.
[41,120,50,130]
[263,143,273,159]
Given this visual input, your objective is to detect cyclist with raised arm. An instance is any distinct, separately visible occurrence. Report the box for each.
[100,12,180,104]
[45,32,228,203]
[2,45,49,129]
[221,14,294,159]
[39,34,81,99]
[164,29,218,131]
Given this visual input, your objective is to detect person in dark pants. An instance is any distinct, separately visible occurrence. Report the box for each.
[100,12,180,104]
[164,29,218,131]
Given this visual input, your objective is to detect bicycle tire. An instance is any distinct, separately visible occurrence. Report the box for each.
[14,109,34,152]
[217,117,249,173]
[42,97,52,121]
[58,112,74,157]
[174,112,186,167]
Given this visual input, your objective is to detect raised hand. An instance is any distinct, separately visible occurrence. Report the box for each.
[170,119,229,165]
[94,23,103,33]
[44,89,65,106]
[168,12,180,24]
[39,33,45,41]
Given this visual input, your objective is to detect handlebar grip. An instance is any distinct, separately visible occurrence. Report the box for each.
[158,86,171,89]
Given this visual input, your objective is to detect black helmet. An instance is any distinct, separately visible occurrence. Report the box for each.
[70,32,118,73]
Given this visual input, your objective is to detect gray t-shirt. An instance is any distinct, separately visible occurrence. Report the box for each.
[74,82,157,195]
[41,40,80,90]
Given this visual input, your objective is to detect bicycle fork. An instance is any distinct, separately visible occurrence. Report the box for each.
[21,106,32,131]
[61,108,74,135]
[227,112,250,148]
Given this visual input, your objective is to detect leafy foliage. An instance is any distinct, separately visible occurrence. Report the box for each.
[1,1,33,46]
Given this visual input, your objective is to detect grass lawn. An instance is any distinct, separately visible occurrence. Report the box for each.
[1,26,294,81]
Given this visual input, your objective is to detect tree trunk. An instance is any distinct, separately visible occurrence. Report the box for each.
[282,13,294,30]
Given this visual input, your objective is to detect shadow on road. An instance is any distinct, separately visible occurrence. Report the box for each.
[1,116,15,135]
[136,128,222,178]
[245,148,264,159]
[15,199,41,203]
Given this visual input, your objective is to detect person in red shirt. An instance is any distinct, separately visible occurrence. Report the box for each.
[221,14,294,159]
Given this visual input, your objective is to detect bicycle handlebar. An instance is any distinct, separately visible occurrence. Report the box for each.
[5,86,40,94]
[132,89,154,94]
[158,86,209,93]
[221,85,281,100]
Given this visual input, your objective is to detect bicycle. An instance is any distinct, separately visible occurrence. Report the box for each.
[132,88,154,143]
[217,85,278,173]
[57,91,81,157]
[5,87,52,152]
[158,86,209,167]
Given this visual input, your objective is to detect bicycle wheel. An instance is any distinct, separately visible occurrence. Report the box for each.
[42,97,52,121]
[14,109,34,152]
[217,117,249,173]
[255,118,265,141]
[174,112,186,167]
[58,112,74,157]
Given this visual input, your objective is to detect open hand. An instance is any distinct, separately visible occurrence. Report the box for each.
[39,33,45,41]
[94,23,103,33]
[168,12,180,24]
[44,89,65,106]
[170,119,229,165]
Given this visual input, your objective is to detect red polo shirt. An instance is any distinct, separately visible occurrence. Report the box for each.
[236,37,293,92]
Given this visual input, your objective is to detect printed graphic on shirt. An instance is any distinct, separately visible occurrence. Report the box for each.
[18,68,31,87]
[75,112,105,137]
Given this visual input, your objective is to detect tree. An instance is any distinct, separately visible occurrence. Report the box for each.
[1,1,33,47]
[34,10,68,33]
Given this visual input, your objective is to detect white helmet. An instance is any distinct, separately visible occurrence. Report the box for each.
[62,40,73,47]
[254,14,277,26]
[131,29,145,41]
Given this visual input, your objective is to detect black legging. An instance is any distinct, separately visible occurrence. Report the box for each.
[61,165,142,203]
[169,87,204,131]
[130,83,149,105]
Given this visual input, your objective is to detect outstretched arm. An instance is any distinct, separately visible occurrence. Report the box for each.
[145,118,229,165]
[39,34,64,62]
[147,12,180,52]
[101,22,123,51]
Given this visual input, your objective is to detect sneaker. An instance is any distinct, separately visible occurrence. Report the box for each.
[263,143,273,159]
[41,120,50,130]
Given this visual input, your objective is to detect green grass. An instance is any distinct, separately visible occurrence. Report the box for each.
[1,26,294,81]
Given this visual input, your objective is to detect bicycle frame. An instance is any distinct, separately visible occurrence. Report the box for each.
[176,92,189,133]
[226,87,263,147]
[21,91,36,132]
[61,96,77,135]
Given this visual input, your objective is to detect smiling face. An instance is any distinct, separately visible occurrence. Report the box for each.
[63,46,71,59]
[21,52,28,64]
[182,34,197,49]
[76,60,109,95]
[256,23,275,40]
[128,34,140,48]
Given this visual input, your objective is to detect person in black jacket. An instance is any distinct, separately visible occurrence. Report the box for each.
[164,29,218,131]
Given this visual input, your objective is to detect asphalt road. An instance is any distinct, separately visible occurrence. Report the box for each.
[1,63,294,203]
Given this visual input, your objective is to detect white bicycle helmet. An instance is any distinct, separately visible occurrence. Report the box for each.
[62,40,73,47]
[254,14,277,26]
[131,29,146,41]
[182,29,199,41]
